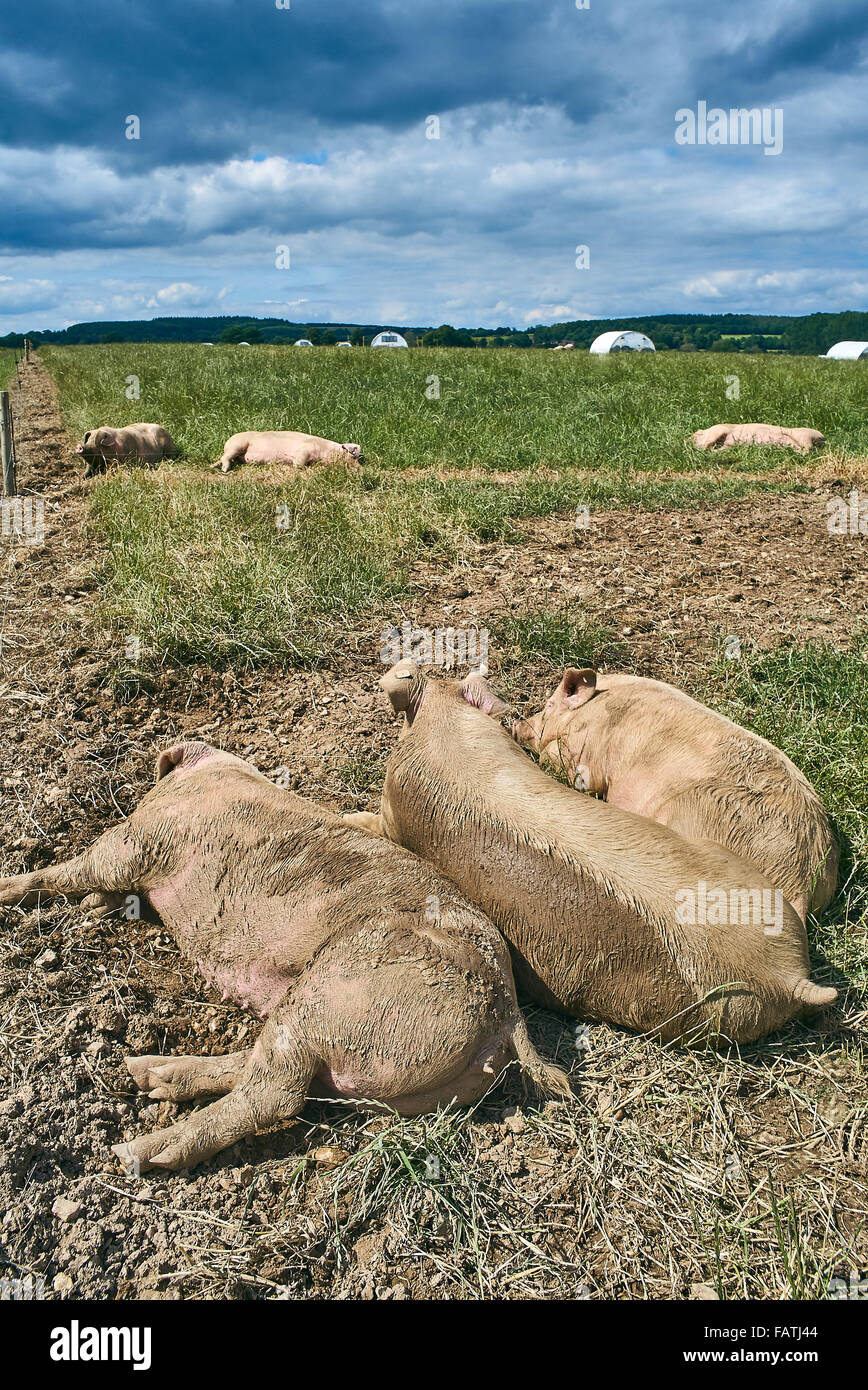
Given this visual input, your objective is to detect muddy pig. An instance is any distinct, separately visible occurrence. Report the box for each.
[514,669,838,923]
[76,424,179,477]
[346,664,837,1046]
[0,741,567,1173]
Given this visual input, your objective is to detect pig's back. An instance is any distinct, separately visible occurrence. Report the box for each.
[388,702,813,1027]
[597,675,836,908]
[598,674,810,789]
[124,423,176,458]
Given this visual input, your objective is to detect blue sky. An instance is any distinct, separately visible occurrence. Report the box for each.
[1,0,866,331]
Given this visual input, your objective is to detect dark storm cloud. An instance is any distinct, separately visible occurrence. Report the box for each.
[1,0,866,328]
[0,0,611,167]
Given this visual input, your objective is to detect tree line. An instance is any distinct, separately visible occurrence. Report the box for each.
[3,311,867,355]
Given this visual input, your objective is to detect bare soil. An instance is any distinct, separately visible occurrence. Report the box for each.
[0,358,865,1301]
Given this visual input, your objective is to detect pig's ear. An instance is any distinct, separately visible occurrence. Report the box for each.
[154,746,185,783]
[461,671,511,719]
[380,660,419,714]
[559,667,597,708]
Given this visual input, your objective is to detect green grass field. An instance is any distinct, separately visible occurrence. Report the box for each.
[0,349,19,389]
[44,341,868,472]
[41,343,865,670]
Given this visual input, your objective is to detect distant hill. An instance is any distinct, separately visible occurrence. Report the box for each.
[0,316,433,348]
[2,310,867,356]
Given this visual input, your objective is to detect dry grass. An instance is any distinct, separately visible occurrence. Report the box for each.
[53,1008,863,1301]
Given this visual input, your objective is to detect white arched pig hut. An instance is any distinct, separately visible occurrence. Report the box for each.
[589,330,656,353]
[371,331,409,348]
[823,341,868,360]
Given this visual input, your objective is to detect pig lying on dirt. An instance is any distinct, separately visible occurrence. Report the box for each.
[212,431,363,472]
[513,669,838,924]
[0,741,567,1173]
[346,664,837,1046]
[690,424,825,452]
[76,424,179,477]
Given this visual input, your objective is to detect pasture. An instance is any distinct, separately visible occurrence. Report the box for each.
[0,343,865,1301]
[43,343,867,666]
[0,350,18,387]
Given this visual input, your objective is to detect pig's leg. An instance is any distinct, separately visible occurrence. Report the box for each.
[112,1014,316,1173]
[111,929,548,1174]
[0,826,154,909]
[125,1051,251,1100]
[342,810,384,836]
[0,855,110,908]
[212,446,246,473]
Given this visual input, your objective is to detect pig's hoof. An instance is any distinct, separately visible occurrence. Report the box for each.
[81,891,125,919]
[124,1054,203,1100]
[111,1136,167,1176]
[125,1055,168,1092]
[0,879,21,908]
[111,1135,179,1175]
[112,1127,198,1174]
[124,1052,245,1100]
[143,1060,215,1101]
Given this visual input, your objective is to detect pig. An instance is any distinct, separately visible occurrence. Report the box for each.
[0,741,568,1173]
[690,424,825,452]
[513,669,838,924]
[212,431,363,472]
[345,664,837,1046]
[76,424,179,478]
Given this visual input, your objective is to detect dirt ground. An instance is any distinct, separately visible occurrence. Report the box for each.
[0,358,865,1301]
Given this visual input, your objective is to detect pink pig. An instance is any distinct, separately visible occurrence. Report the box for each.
[690,424,825,452]
[514,669,838,923]
[76,424,179,477]
[213,430,363,472]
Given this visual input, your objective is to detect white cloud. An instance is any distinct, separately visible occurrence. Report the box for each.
[0,278,57,312]
[523,303,574,323]
[1,42,867,332]
[151,281,211,307]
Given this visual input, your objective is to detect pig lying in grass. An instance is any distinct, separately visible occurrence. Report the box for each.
[346,664,837,1046]
[690,424,825,452]
[513,669,838,924]
[213,431,363,472]
[0,741,567,1173]
[76,424,179,478]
